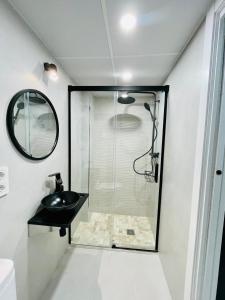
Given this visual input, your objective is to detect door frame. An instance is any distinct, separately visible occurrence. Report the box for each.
[185,1,225,299]
[68,85,169,252]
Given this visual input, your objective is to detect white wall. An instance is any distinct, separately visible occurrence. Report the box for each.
[0,1,75,299]
[159,23,205,300]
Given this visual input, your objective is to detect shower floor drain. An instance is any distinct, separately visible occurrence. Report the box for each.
[127,229,135,236]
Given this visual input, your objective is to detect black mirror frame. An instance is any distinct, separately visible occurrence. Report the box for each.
[6,89,59,161]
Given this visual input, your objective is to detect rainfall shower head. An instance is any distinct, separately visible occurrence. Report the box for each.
[144,102,150,111]
[118,96,135,104]
[29,94,46,104]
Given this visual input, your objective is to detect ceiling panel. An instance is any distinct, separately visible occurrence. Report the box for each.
[58,58,114,85]
[8,0,213,85]
[114,54,177,85]
[106,0,212,56]
[9,0,110,58]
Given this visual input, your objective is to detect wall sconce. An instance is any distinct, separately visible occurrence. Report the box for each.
[44,62,58,81]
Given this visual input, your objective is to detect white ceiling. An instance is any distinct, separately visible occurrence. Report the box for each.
[9,0,212,86]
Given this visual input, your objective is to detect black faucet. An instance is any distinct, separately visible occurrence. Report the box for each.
[48,173,64,192]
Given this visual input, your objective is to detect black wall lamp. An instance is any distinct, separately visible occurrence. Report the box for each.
[44,62,58,81]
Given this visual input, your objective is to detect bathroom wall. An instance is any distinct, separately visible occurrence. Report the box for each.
[159,23,205,300]
[0,1,79,299]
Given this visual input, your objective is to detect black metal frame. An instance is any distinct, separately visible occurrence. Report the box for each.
[6,89,59,160]
[68,85,169,252]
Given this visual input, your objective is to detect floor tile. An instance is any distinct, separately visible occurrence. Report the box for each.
[41,247,171,300]
[73,213,155,250]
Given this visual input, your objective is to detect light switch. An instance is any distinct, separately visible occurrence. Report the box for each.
[0,167,9,197]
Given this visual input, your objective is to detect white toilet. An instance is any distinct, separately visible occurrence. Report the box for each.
[0,259,17,300]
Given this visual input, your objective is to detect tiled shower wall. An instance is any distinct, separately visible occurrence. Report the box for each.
[89,94,163,226]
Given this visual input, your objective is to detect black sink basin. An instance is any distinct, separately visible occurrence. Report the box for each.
[41,191,80,212]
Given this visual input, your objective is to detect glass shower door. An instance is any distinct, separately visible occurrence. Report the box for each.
[71,89,166,251]
[72,91,116,247]
[111,92,161,250]
[87,91,116,247]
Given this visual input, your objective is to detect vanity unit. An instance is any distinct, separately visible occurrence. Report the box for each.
[28,193,88,244]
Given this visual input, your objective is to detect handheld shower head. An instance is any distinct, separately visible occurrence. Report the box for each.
[144,102,155,121]
[14,102,25,123]
[17,102,25,110]
[144,102,150,111]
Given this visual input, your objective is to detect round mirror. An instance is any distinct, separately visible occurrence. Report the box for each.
[6,89,59,160]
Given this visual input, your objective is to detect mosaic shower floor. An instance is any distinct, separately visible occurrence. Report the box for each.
[72,213,155,250]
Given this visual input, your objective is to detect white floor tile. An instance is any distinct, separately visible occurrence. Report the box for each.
[41,246,171,300]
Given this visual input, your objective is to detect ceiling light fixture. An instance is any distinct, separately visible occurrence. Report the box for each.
[120,14,137,32]
[44,62,58,81]
[122,71,133,82]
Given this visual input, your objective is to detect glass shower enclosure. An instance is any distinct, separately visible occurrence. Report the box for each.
[69,86,168,252]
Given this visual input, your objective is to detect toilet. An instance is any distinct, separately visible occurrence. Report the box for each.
[0,259,17,300]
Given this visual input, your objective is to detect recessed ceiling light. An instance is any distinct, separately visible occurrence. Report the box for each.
[120,14,137,32]
[122,71,132,82]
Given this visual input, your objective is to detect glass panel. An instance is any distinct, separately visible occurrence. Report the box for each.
[71,90,165,251]
[70,91,91,245]
[112,92,161,250]
[72,91,116,247]
[70,91,90,193]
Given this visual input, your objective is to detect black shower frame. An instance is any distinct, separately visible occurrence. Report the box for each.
[68,85,169,252]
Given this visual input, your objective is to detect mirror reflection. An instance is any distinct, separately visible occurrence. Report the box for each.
[7,90,59,160]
